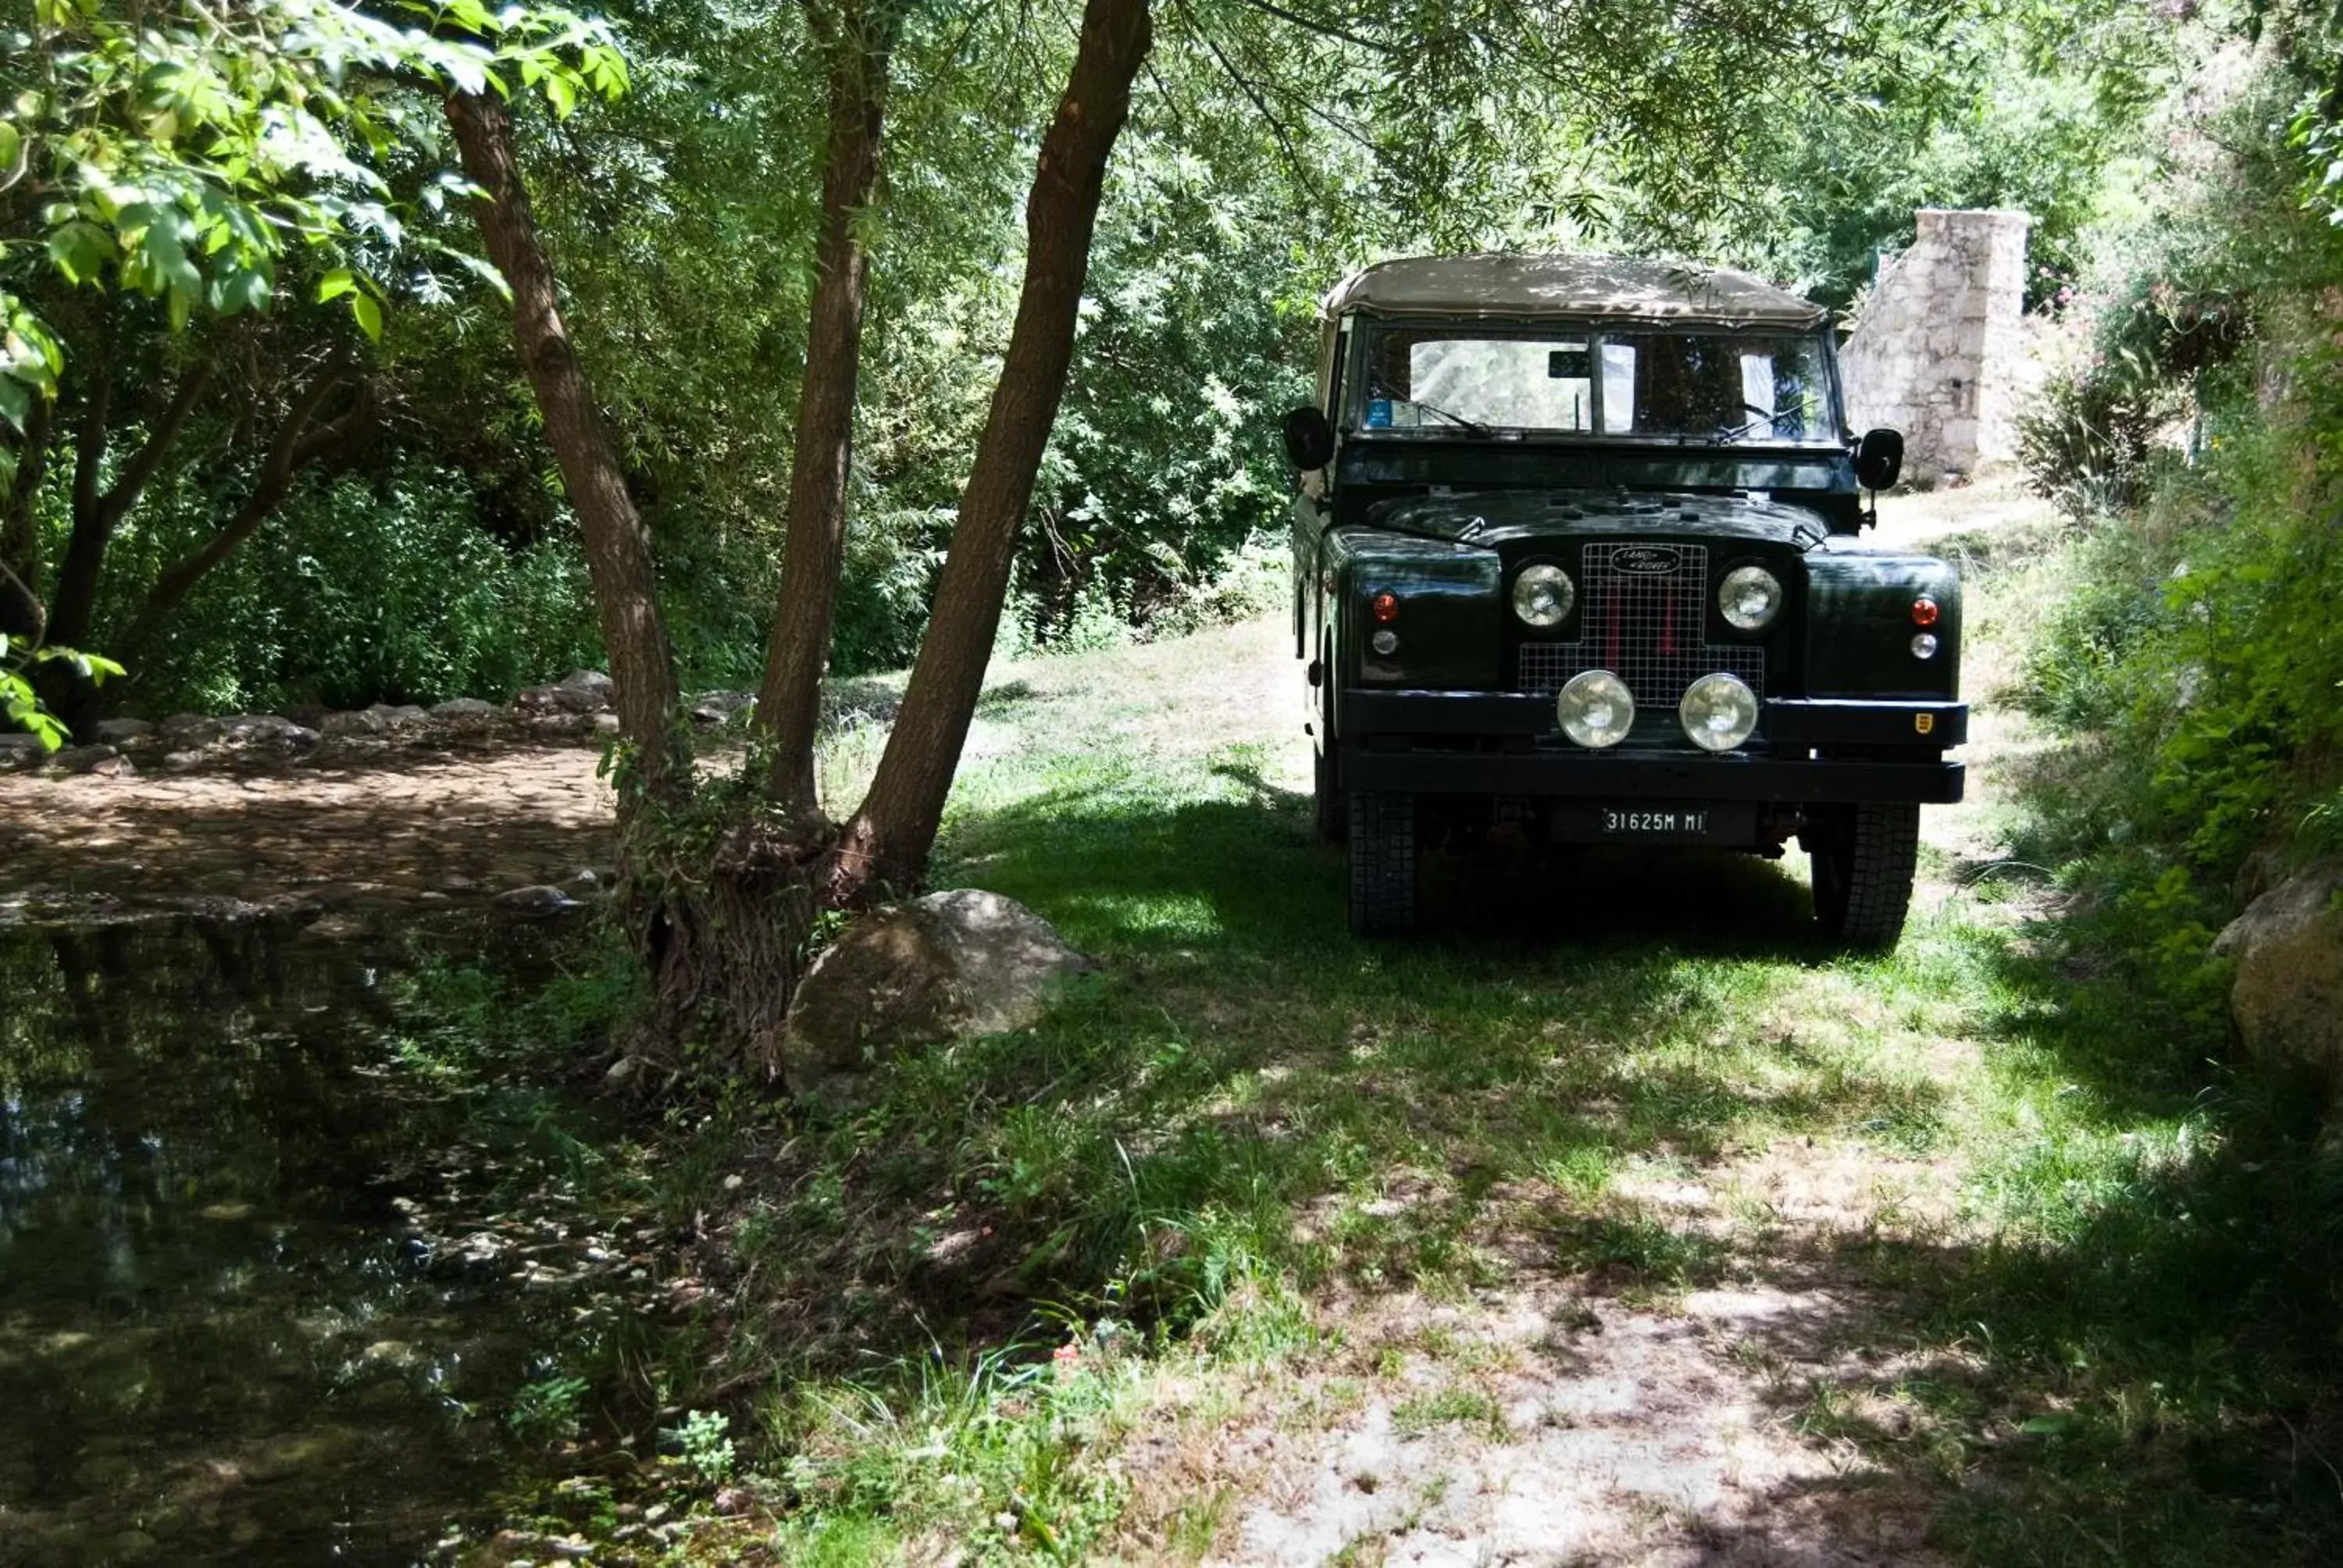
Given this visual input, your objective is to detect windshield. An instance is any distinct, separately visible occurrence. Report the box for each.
[1357,326,1838,444]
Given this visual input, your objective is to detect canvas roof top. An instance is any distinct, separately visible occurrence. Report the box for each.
[1325,253,1827,327]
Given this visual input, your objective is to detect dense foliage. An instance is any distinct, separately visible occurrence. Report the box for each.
[2009,12,2343,1027]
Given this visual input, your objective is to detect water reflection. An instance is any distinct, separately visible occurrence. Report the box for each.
[0,920,557,1566]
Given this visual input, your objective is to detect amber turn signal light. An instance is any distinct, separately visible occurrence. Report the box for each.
[1371,591,1400,623]
[1911,597,1939,627]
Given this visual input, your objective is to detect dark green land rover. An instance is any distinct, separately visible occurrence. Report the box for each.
[1283,253,1963,945]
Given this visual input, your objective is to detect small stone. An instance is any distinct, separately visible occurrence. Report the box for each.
[94,718,152,745]
[0,735,46,771]
[562,868,601,896]
[590,711,622,736]
[162,750,207,773]
[495,884,580,915]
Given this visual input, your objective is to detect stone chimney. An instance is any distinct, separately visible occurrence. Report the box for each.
[1838,208,2031,483]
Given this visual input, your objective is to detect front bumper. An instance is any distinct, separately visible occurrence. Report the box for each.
[1336,690,1967,804]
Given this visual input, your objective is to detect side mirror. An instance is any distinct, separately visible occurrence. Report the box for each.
[1282,406,1336,472]
[1855,427,1904,491]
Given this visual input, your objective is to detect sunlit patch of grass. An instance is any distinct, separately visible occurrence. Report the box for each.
[1390,1384,1509,1441]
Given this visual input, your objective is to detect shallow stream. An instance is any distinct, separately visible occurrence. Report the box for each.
[0,918,595,1566]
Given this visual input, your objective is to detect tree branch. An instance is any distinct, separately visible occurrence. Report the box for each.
[125,365,367,647]
[98,359,213,529]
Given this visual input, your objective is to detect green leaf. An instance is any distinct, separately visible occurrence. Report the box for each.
[349,290,383,341]
[316,266,358,304]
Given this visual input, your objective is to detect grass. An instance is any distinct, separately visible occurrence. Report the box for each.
[430,496,2343,1563]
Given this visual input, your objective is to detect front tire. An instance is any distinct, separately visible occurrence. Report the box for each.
[1348,790,1418,936]
[1807,802,1919,950]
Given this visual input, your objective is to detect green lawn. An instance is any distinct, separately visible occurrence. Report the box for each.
[484,508,2343,1565]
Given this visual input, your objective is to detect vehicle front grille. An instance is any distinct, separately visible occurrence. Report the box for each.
[1516,542,1766,709]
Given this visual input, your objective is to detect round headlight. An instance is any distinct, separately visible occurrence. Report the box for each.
[1720,565,1783,631]
[1512,564,1575,629]
[1678,672,1760,752]
[1557,669,1635,749]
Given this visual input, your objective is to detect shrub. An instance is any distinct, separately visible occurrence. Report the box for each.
[114,464,602,715]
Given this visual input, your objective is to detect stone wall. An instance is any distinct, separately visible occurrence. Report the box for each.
[1838,208,2031,483]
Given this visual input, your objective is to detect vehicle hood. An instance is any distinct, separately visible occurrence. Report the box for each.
[1360,489,1833,551]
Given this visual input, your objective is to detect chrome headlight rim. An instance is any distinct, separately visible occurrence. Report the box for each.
[1678,671,1760,753]
[1510,562,1576,629]
[1557,668,1635,750]
[1718,564,1784,632]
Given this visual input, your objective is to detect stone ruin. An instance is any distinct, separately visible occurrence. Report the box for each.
[1838,208,2032,485]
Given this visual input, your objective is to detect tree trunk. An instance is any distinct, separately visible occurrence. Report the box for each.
[754,0,900,814]
[0,395,51,642]
[451,87,826,1075]
[832,0,1153,900]
[447,88,688,803]
[47,362,213,650]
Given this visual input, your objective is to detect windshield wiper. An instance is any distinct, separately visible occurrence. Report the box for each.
[1413,401,1494,438]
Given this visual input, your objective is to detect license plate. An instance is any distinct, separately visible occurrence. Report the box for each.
[1600,807,1709,836]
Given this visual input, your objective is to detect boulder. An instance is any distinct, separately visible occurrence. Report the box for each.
[93,718,152,746]
[775,889,1096,1098]
[2214,863,2343,1091]
[690,690,754,726]
[159,713,223,750]
[280,704,334,730]
[46,743,121,775]
[221,714,319,748]
[319,708,386,738]
[371,703,430,730]
[0,734,48,772]
[513,672,613,716]
[430,697,499,722]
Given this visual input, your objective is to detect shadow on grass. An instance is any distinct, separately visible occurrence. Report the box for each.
[711,761,2343,1561]
[729,772,1942,1347]
[1710,947,2343,1565]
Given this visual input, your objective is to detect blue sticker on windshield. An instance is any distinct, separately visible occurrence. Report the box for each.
[1366,398,1393,429]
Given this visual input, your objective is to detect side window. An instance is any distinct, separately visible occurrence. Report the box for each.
[1326,319,1353,419]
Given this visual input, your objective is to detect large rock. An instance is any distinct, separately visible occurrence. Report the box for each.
[513,669,615,717]
[2214,863,2343,1091]
[776,889,1096,1097]
[159,712,223,750]
[93,718,152,746]
[220,714,319,749]
[0,734,49,772]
